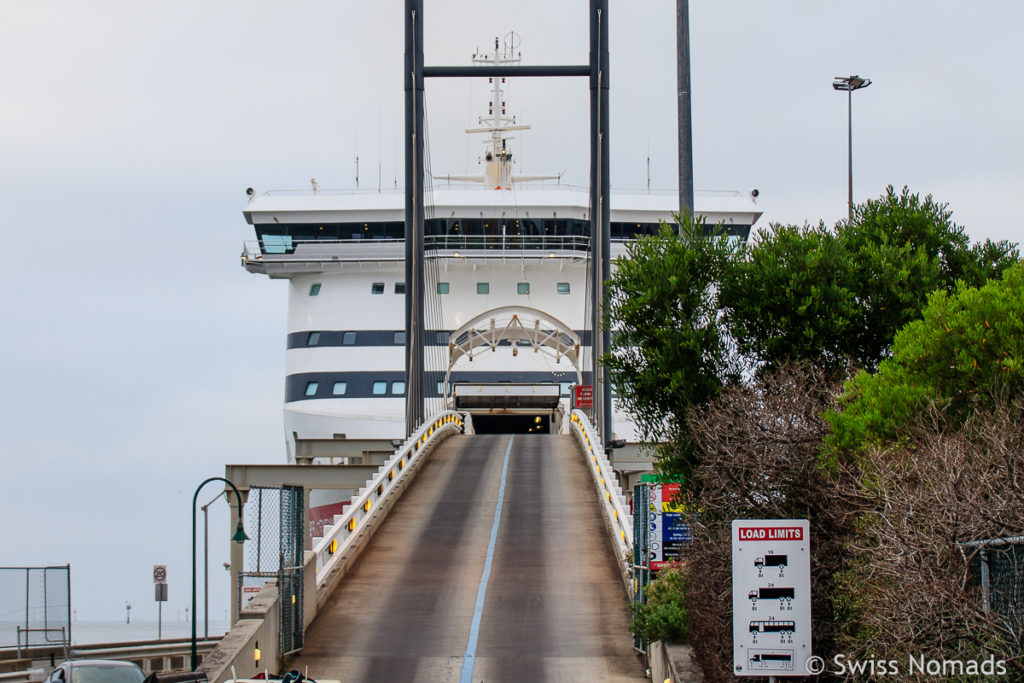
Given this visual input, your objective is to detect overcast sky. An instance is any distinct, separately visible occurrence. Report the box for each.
[1,2,1021,624]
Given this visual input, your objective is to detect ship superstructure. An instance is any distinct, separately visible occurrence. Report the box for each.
[241,39,761,526]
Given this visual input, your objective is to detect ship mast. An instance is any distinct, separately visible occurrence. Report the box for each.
[467,34,530,189]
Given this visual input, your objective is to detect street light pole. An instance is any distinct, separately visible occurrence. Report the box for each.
[200,490,226,640]
[192,477,249,672]
[833,74,871,222]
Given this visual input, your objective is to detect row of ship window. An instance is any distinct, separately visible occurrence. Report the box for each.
[308,282,571,296]
[303,380,578,398]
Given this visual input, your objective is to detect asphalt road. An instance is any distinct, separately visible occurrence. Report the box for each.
[294,433,645,682]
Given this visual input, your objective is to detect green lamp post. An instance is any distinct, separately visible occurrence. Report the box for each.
[191,477,249,671]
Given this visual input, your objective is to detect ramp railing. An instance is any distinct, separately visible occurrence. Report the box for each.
[311,411,465,589]
[569,410,634,590]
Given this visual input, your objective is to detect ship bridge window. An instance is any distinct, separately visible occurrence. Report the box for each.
[437,282,450,295]
[332,381,347,396]
[262,234,293,254]
[392,381,406,395]
[477,282,489,295]
[307,332,321,346]
[560,381,573,396]
[371,282,385,295]
[372,381,388,395]
[309,283,321,296]
[304,381,319,397]
[437,381,447,395]
[394,331,406,345]
[343,332,357,345]
[395,282,406,294]
[557,282,570,295]
[517,282,530,295]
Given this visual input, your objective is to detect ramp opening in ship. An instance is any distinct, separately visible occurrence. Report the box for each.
[473,412,552,434]
[453,383,561,435]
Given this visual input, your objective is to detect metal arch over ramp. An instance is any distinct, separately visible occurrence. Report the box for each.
[444,306,582,393]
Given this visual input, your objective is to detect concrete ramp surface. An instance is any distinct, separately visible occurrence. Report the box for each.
[295,434,645,682]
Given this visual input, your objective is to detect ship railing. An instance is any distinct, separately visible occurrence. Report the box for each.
[310,410,465,591]
[424,234,589,253]
[241,239,405,262]
[241,235,591,262]
[569,409,634,592]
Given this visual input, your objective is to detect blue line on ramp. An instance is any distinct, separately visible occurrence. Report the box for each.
[460,434,514,683]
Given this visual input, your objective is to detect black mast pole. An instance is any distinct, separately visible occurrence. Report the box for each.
[590,0,611,443]
[404,0,425,435]
[677,0,693,216]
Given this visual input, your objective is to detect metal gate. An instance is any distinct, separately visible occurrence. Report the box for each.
[237,486,304,656]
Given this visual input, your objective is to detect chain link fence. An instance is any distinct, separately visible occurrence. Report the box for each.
[969,538,1024,652]
[236,486,304,656]
[0,566,70,655]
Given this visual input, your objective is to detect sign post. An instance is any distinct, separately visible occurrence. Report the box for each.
[153,565,168,640]
[731,520,811,677]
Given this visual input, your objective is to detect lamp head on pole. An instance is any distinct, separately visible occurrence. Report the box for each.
[232,519,250,543]
[833,75,871,92]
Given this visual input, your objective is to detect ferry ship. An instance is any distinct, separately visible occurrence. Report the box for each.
[240,39,761,529]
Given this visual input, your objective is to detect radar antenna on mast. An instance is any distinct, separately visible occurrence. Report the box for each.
[438,35,560,189]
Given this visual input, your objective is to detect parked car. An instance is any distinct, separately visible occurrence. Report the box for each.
[46,660,146,683]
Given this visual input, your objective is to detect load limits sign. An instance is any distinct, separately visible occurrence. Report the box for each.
[732,520,811,677]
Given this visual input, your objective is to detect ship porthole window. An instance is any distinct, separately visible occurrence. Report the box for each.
[304,381,319,397]
[395,282,406,294]
[372,381,388,395]
[392,381,406,395]
[332,381,347,396]
[557,282,570,295]
[517,282,530,295]
[394,331,406,345]
[307,332,321,346]
[342,332,356,345]
[477,282,489,295]
[309,283,321,296]
[371,282,385,295]
[437,282,450,295]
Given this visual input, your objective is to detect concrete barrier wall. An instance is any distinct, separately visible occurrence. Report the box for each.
[202,582,280,683]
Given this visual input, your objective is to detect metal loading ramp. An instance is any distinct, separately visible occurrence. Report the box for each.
[294,434,644,682]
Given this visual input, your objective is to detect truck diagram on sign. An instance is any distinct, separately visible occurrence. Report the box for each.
[748,586,794,611]
[747,649,794,671]
[754,553,787,577]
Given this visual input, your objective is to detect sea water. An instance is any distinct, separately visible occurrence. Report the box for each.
[0,620,230,648]
[70,620,230,645]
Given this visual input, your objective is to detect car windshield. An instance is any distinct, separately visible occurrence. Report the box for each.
[72,664,145,683]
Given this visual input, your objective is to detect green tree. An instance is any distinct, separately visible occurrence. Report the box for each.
[838,185,1017,368]
[722,186,1018,372]
[603,216,736,476]
[631,565,690,644]
[827,262,1024,456]
[722,222,858,371]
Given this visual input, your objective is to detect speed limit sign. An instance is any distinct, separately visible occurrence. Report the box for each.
[153,565,167,583]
